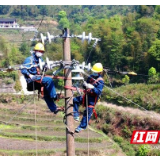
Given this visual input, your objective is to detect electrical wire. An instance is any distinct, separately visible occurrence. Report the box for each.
[33,81,38,156]
[82,71,149,112]
[86,93,90,156]
[85,47,94,64]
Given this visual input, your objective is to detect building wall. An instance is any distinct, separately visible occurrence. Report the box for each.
[0,20,19,28]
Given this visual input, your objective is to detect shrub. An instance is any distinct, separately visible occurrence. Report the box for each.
[113,135,124,144]
[4,78,14,84]
[122,75,130,84]
[113,135,136,156]
[148,67,159,84]
[122,125,132,138]
[14,79,21,92]
[136,145,150,156]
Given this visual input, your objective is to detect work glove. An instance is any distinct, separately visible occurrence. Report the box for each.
[29,74,39,81]
[83,81,94,89]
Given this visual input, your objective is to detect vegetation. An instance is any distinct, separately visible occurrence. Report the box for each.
[94,104,160,156]
[101,83,160,112]
[1,5,160,156]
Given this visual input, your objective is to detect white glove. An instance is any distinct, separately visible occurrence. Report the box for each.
[83,81,94,89]
[29,74,37,81]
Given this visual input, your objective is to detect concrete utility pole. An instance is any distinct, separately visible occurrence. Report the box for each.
[62,28,75,156]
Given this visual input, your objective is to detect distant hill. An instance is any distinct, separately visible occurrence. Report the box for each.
[0,5,138,23]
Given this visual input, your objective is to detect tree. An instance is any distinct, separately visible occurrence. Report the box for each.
[137,5,154,17]
[39,5,49,16]
[27,6,39,17]
[0,5,10,14]
[19,42,30,56]
[58,10,67,20]
[148,39,160,71]
[58,18,70,29]
[58,11,70,29]
[148,67,159,84]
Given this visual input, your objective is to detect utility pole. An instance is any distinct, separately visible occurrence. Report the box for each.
[62,28,75,156]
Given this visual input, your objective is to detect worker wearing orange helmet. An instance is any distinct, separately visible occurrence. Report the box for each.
[21,43,64,114]
[73,63,104,133]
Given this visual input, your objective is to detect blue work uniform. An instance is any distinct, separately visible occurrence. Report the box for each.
[21,53,58,113]
[73,74,104,129]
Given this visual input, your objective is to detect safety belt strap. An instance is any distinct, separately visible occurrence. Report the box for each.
[88,105,98,119]
[82,93,98,119]
[64,85,84,92]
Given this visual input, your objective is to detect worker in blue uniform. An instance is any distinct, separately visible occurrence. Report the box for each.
[73,63,104,133]
[21,42,64,114]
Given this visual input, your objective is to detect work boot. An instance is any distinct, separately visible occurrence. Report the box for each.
[75,127,83,133]
[74,117,80,122]
[54,106,64,114]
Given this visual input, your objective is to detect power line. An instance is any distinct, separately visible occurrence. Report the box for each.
[82,71,148,112]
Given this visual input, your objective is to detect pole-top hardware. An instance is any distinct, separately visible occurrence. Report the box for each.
[71,65,84,80]
[31,30,101,47]
[47,32,56,44]
[75,32,101,45]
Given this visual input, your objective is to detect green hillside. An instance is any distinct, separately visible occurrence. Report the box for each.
[0,97,125,156]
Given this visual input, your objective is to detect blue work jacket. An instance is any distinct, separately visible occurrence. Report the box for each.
[21,53,43,83]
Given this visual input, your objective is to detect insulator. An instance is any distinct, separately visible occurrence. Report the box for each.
[40,33,47,44]
[88,33,92,44]
[47,32,56,44]
[72,73,84,80]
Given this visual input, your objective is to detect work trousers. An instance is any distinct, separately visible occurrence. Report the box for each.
[27,76,57,112]
[73,96,93,129]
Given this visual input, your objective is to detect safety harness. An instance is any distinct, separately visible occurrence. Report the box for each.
[26,56,44,98]
[34,58,43,98]
[64,77,103,119]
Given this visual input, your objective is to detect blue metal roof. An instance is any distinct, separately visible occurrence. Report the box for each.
[0,18,16,22]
